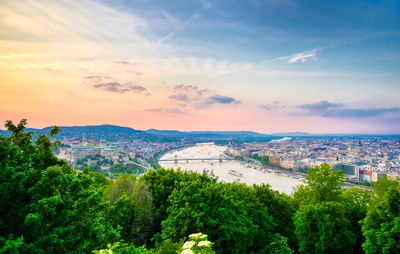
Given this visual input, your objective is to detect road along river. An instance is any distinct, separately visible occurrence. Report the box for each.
[158,143,303,194]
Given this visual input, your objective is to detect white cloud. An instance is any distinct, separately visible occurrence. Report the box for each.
[279,48,320,63]
[156,1,213,44]
[0,0,148,43]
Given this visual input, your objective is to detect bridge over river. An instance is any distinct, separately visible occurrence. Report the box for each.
[158,154,234,163]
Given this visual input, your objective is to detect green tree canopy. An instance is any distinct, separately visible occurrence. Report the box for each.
[362,181,400,254]
[0,120,120,253]
[161,180,274,254]
[305,163,345,202]
[294,201,355,254]
[265,233,294,254]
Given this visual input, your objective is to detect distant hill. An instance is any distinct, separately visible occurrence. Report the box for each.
[272,132,312,137]
[0,125,177,142]
[146,129,188,137]
[3,126,396,141]
[34,124,143,135]
[1,126,276,142]
[146,129,274,139]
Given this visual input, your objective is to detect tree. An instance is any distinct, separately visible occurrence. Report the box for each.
[373,176,399,199]
[341,187,374,254]
[362,182,400,254]
[253,184,297,250]
[0,120,120,253]
[305,163,345,202]
[104,174,154,246]
[293,163,358,253]
[294,201,355,254]
[141,168,216,240]
[265,233,294,254]
[161,181,274,254]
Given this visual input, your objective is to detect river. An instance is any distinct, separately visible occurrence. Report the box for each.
[158,143,303,194]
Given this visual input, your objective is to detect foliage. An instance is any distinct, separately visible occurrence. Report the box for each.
[341,187,375,254]
[110,163,141,175]
[1,119,396,254]
[292,184,315,208]
[249,153,270,165]
[155,239,182,254]
[362,181,400,254]
[89,171,110,186]
[146,156,160,169]
[161,180,274,253]
[0,120,120,253]
[141,168,216,241]
[373,176,399,198]
[293,163,359,254]
[305,163,345,202]
[264,233,294,254]
[294,201,355,254]
[0,235,24,254]
[104,174,153,246]
[253,184,296,249]
[92,242,120,254]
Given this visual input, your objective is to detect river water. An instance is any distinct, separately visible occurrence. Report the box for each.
[158,143,303,194]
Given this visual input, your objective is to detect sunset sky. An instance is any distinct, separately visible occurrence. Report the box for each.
[1,0,399,134]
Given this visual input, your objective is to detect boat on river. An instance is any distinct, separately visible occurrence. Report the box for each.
[228,169,243,177]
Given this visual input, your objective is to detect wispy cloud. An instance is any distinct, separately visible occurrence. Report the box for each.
[156,2,212,44]
[195,95,241,109]
[261,101,283,110]
[279,48,320,63]
[114,61,140,66]
[298,101,400,118]
[170,84,240,109]
[0,0,148,43]
[94,82,129,93]
[93,82,148,94]
[168,93,190,102]
[146,107,186,115]
[128,85,148,93]
[157,13,198,44]
[150,84,241,115]
[84,75,112,83]
[174,84,209,96]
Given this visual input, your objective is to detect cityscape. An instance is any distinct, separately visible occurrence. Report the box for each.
[1,0,400,253]
[48,126,400,187]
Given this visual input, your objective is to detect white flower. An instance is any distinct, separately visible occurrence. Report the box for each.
[189,233,207,239]
[199,234,207,239]
[189,233,202,238]
[198,240,211,247]
[182,240,196,249]
[181,249,195,254]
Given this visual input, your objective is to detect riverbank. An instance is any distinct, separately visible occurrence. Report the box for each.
[238,154,373,190]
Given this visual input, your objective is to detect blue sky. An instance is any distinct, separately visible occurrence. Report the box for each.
[103,0,400,61]
[0,0,399,133]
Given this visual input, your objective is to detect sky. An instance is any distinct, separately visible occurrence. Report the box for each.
[0,0,399,134]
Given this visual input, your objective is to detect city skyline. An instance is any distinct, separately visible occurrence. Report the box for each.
[1,0,400,134]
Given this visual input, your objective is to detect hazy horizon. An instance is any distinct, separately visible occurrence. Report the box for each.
[1,122,400,136]
[1,0,399,134]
